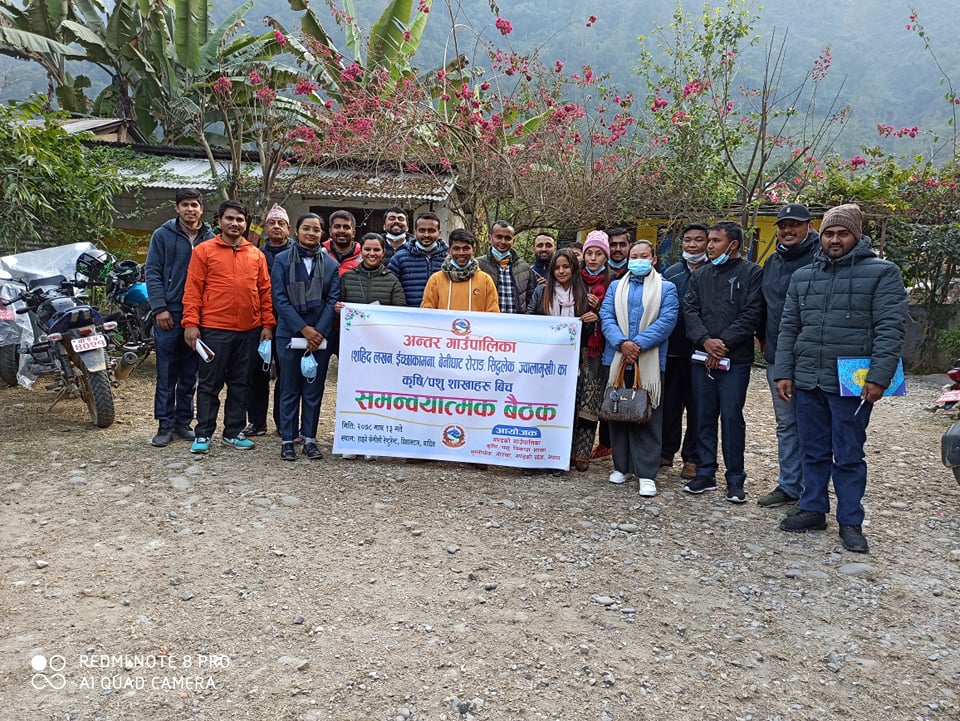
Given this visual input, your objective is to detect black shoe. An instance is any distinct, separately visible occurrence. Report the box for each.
[683,476,718,494]
[302,441,322,460]
[280,443,296,461]
[173,424,195,441]
[151,427,173,447]
[725,484,747,503]
[839,524,869,553]
[779,510,827,533]
[242,423,268,437]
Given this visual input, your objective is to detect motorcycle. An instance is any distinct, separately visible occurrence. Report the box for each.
[75,256,155,379]
[1,251,120,427]
[939,358,960,485]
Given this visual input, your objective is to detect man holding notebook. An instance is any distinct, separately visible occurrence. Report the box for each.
[774,204,907,552]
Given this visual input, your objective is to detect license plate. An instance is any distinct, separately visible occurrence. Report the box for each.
[937,389,960,404]
[71,334,107,352]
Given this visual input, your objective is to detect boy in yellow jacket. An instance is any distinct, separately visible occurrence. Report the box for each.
[421,228,500,313]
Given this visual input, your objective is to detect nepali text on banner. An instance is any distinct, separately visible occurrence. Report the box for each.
[334,304,582,469]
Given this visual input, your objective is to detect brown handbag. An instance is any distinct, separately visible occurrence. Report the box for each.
[598,362,652,424]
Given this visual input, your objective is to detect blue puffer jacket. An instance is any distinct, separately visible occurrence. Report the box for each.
[600,273,679,372]
[145,218,215,314]
[386,239,449,307]
[773,238,907,393]
[271,248,340,340]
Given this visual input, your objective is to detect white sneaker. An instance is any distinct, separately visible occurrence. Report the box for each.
[608,470,627,485]
[342,454,357,460]
[638,477,657,497]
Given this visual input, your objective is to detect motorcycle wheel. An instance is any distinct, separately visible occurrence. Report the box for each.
[81,369,116,428]
[0,344,18,387]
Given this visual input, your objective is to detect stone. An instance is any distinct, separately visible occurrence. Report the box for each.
[35,560,49,569]
[838,563,873,576]
[447,545,460,554]
[281,496,300,507]
[169,476,189,491]
[591,595,616,606]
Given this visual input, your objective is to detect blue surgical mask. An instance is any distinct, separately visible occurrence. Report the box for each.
[450,257,470,270]
[415,240,437,253]
[607,257,627,269]
[301,351,318,382]
[490,247,510,261]
[257,339,272,371]
[711,252,730,266]
[584,265,605,276]
[683,250,707,264]
[628,259,653,276]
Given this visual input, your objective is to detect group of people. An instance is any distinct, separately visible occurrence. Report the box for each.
[144,190,907,554]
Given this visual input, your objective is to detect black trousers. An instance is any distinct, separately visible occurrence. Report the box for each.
[245,332,281,431]
[661,354,700,463]
[195,327,258,439]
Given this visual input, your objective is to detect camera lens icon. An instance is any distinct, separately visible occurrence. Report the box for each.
[30,654,67,690]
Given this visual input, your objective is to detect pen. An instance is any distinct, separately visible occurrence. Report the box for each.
[853,398,866,416]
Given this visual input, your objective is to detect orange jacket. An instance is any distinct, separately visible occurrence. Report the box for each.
[181,236,275,332]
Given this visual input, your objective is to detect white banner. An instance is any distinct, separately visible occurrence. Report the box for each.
[333,304,581,469]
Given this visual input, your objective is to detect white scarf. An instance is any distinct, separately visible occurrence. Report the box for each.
[608,271,663,407]
[550,284,576,316]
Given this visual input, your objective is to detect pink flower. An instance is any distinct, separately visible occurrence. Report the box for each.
[256,86,276,106]
[436,69,447,81]
[295,78,318,96]
[651,96,668,112]
[440,156,452,170]
[402,30,412,42]
[495,17,513,36]
[417,0,430,13]
[247,71,262,85]
[274,31,286,46]
[212,76,232,95]
[324,99,333,109]
[586,14,598,27]
[554,60,564,73]
[339,63,363,83]
[480,81,491,91]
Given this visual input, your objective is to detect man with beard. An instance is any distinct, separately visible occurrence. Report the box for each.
[243,203,294,438]
[421,229,499,312]
[322,210,361,276]
[606,228,631,279]
[477,220,535,313]
[757,204,818,509]
[382,207,413,261]
[530,231,556,285]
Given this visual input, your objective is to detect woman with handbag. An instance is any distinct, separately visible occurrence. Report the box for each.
[599,241,679,496]
[272,213,340,461]
[527,247,597,471]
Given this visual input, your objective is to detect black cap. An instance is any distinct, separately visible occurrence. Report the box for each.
[776,203,811,223]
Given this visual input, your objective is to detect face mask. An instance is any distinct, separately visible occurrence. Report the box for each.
[450,257,471,270]
[628,259,653,276]
[607,257,627,269]
[584,265,605,276]
[257,339,272,371]
[301,351,318,382]
[683,251,707,264]
[386,232,406,242]
[415,240,436,253]
[490,247,510,261]
[711,252,729,266]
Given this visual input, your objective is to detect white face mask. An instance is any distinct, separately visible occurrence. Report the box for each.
[683,250,707,264]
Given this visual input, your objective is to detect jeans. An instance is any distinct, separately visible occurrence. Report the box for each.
[766,365,803,498]
[795,387,873,525]
[277,338,332,442]
[691,361,752,486]
[153,310,198,428]
[195,327,258,439]
[661,355,700,463]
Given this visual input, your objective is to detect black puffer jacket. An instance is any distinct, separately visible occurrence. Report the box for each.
[760,232,818,364]
[773,238,907,393]
[339,263,406,307]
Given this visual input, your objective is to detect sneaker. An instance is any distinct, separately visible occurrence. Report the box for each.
[303,441,322,460]
[779,510,827,533]
[659,456,674,467]
[221,435,255,450]
[280,442,296,461]
[151,427,173,447]
[608,470,627,485]
[757,486,798,508]
[242,423,268,437]
[590,445,612,459]
[683,476,718,494]
[342,454,357,460]
[173,424,195,441]
[637,477,657,497]
[680,462,698,480]
[190,437,211,454]
[725,484,747,503]
[839,525,869,553]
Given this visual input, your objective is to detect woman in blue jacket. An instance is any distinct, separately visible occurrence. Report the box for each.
[271,213,340,460]
[600,241,678,497]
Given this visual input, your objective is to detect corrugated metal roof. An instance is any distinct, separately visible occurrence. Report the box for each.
[123,156,457,202]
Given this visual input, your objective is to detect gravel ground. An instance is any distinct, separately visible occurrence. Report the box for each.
[1,361,958,721]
